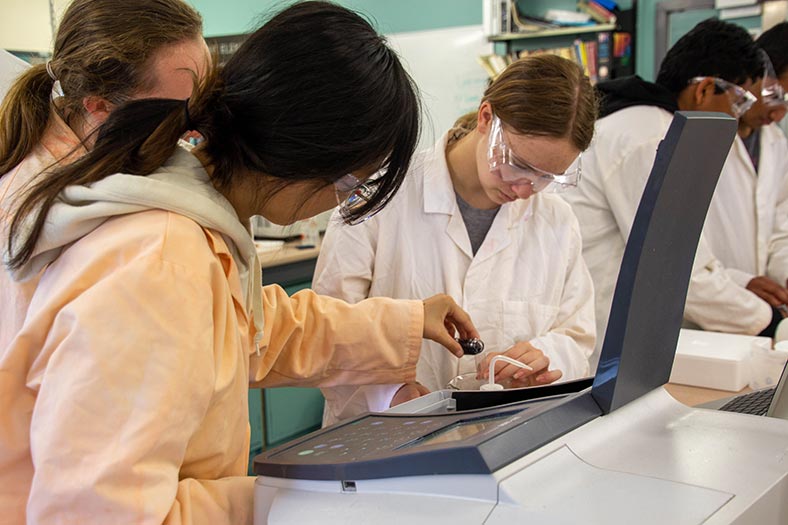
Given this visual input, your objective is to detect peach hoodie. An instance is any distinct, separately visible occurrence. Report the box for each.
[0,122,422,524]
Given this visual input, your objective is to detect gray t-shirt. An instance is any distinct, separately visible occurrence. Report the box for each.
[455,192,499,255]
[742,129,761,173]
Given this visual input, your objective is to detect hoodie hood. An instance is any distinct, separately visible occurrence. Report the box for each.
[597,75,679,118]
[5,146,265,349]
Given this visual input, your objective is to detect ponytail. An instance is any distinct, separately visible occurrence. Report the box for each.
[6,95,195,271]
[0,65,54,176]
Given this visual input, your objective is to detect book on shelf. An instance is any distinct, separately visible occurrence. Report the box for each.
[577,0,617,24]
[520,46,578,64]
[573,39,590,78]
[593,0,619,12]
[612,31,634,76]
[478,53,513,80]
[544,8,593,26]
[585,40,599,84]
[596,32,612,82]
[483,0,516,36]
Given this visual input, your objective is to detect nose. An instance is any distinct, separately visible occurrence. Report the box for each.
[510,182,535,200]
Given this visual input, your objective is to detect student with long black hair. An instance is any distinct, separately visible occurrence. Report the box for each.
[0,3,477,523]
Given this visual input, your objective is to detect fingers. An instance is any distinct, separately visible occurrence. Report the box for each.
[435,330,464,358]
[478,343,549,382]
[747,276,788,308]
[422,294,478,358]
[511,368,563,387]
[446,304,480,340]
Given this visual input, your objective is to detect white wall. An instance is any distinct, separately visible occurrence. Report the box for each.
[0,0,71,53]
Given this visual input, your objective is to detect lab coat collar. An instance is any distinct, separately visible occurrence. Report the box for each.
[421,132,535,229]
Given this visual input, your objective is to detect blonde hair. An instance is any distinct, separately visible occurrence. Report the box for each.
[0,0,202,176]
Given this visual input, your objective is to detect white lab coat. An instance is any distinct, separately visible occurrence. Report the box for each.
[563,105,772,371]
[704,123,788,288]
[314,134,595,425]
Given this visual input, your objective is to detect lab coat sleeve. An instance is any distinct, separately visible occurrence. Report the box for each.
[766,139,788,287]
[528,219,594,379]
[684,234,772,334]
[27,256,255,525]
[309,211,406,424]
[603,139,661,243]
[606,136,770,334]
[724,267,756,289]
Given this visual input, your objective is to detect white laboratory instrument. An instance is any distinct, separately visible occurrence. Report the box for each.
[253,113,788,524]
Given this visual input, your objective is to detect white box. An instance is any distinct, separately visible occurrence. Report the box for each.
[669,329,768,391]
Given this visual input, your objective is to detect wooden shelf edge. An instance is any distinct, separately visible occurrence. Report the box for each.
[489,23,617,41]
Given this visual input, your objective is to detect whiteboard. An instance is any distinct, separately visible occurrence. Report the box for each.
[386,25,493,150]
[0,50,29,102]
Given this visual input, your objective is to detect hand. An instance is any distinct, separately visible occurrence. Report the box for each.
[476,341,563,387]
[422,294,479,357]
[747,276,788,315]
[390,383,431,407]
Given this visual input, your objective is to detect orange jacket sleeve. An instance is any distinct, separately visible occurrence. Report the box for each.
[251,286,422,388]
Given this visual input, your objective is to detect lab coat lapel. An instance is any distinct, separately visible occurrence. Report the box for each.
[733,134,757,178]
[472,198,533,265]
[423,134,474,259]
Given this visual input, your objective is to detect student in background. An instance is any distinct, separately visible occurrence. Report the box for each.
[314,54,598,425]
[0,0,210,353]
[702,22,788,333]
[0,2,478,523]
[562,19,766,370]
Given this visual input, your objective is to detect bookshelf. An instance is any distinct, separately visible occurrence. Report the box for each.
[481,0,636,83]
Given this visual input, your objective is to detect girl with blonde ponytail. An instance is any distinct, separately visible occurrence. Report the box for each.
[0,2,478,523]
[0,0,208,352]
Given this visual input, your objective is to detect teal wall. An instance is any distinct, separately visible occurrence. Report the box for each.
[635,1,768,81]
[190,0,773,81]
[189,0,482,36]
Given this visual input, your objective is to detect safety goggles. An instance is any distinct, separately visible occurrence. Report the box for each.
[689,76,757,118]
[487,114,581,193]
[759,50,788,108]
[334,173,381,225]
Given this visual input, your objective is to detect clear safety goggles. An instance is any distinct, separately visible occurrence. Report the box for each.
[487,114,581,193]
[689,76,757,118]
[334,173,381,225]
[759,50,788,108]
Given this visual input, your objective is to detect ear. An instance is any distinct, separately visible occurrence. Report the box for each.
[691,77,716,106]
[476,102,494,135]
[82,96,115,126]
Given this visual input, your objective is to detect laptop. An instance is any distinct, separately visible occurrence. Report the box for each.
[254,111,743,481]
[702,360,788,419]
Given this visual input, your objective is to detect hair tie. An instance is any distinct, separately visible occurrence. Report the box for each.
[45,60,65,100]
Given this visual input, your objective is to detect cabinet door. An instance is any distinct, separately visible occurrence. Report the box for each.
[263,388,325,448]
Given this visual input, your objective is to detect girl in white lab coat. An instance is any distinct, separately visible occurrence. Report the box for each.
[314,54,599,424]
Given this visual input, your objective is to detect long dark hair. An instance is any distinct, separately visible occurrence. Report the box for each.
[6,1,420,270]
[0,0,203,176]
